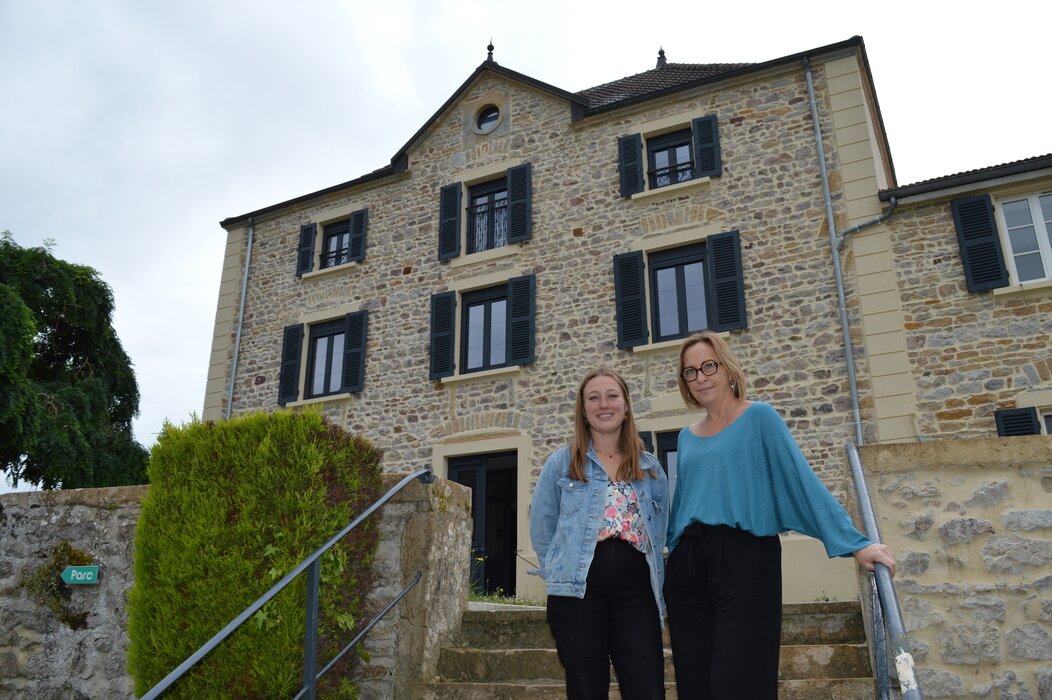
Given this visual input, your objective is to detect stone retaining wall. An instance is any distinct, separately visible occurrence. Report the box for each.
[0,485,144,698]
[861,436,1052,698]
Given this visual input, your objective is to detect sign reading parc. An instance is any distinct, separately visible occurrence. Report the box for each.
[61,565,99,585]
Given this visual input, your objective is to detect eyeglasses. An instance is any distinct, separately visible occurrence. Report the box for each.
[680,361,721,381]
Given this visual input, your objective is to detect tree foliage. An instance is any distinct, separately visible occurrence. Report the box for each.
[0,231,148,489]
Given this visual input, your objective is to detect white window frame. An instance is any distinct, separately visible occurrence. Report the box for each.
[994,191,1052,284]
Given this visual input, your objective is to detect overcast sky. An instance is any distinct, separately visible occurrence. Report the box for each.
[2,1,1049,491]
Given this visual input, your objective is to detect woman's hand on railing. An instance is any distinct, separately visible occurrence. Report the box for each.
[852,543,897,576]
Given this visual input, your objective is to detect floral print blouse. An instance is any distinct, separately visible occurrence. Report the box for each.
[597,480,650,554]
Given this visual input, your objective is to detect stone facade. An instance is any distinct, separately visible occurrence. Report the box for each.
[206,41,896,601]
[203,37,1051,606]
[0,477,472,699]
[878,193,1052,439]
[863,437,1052,698]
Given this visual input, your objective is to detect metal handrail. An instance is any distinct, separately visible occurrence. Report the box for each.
[846,442,922,699]
[142,468,436,700]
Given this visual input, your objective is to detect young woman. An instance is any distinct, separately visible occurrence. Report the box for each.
[529,368,669,700]
[664,331,896,699]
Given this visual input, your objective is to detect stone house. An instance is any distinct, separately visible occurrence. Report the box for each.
[203,35,1051,606]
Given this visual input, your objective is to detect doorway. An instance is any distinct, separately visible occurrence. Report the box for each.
[448,451,517,596]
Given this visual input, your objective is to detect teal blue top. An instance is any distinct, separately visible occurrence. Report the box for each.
[666,402,870,557]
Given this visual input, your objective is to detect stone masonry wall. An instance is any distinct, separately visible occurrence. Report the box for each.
[861,436,1052,698]
[0,485,145,699]
[0,477,472,699]
[884,199,1052,439]
[218,57,868,497]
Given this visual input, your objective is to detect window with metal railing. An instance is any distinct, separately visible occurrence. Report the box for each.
[320,219,352,269]
[468,178,509,254]
[647,128,696,189]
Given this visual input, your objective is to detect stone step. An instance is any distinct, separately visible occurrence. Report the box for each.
[435,643,871,683]
[420,601,876,700]
[414,677,875,699]
[456,601,866,649]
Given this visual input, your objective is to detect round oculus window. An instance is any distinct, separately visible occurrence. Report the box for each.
[476,105,500,133]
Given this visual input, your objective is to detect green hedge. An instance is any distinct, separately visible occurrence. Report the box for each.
[127,411,383,698]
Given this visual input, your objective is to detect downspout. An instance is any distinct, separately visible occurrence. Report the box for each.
[803,57,866,445]
[224,216,254,420]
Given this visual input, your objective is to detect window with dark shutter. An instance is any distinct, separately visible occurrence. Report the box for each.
[439,183,462,260]
[692,115,721,178]
[708,230,746,331]
[507,274,536,366]
[342,310,368,393]
[618,134,645,197]
[614,251,648,348]
[994,407,1040,436]
[296,224,316,276]
[349,209,367,263]
[506,163,532,243]
[430,291,457,379]
[278,324,304,405]
[951,195,1009,292]
[648,243,709,341]
[616,231,746,348]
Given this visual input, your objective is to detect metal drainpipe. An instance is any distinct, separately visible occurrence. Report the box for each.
[224,216,254,420]
[803,57,865,446]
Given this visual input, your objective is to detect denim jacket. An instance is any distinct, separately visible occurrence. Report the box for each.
[528,444,668,621]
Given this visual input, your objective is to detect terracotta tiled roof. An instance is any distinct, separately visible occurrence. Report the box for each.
[576,62,753,110]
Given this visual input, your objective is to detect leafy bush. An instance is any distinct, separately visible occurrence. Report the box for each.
[127,411,382,698]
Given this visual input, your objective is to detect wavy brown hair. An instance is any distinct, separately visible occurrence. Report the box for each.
[569,368,654,482]
[677,331,748,409]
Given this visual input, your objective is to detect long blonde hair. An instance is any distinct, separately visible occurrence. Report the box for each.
[569,368,652,482]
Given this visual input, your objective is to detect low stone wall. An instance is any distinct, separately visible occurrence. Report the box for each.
[861,436,1052,699]
[0,485,145,698]
[0,475,472,699]
[358,475,472,698]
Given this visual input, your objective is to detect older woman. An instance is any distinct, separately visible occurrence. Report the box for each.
[664,331,895,699]
[530,368,668,700]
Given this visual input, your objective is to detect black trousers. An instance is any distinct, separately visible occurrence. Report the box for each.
[546,538,665,700]
[663,523,782,700]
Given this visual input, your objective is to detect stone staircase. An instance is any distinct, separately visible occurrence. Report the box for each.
[414,601,875,699]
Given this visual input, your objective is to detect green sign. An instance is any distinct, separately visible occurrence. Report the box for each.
[61,565,99,585]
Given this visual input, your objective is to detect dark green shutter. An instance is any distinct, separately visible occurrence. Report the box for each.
[342,310,368,393]
[614,251,648,348]
[348,209,367,262]
[429,291,457,379]
[708,230,746,331]
[951,195,1009,292]
[507,274,536,366]
[278,324,303,405]
[692,115,721,178]
[438,183,462,260]
[296,224,316,276]
[507,163,532,243]
[994,407,1040,436]
[618,134,644,197]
